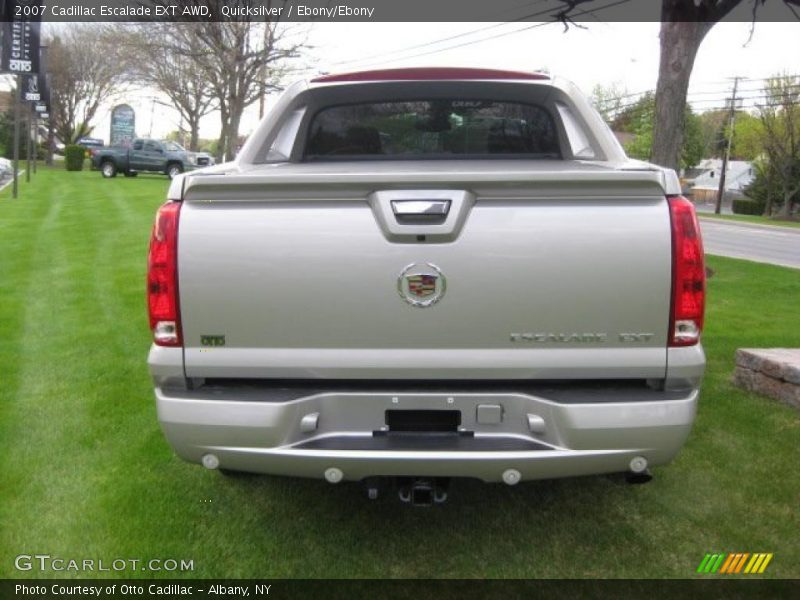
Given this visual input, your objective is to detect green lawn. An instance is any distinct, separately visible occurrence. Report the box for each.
[699,212,800,229]
[1,167,799,579]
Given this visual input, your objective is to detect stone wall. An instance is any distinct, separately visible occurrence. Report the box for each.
[734,349,800,410]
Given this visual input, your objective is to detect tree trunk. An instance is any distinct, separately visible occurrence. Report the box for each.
[188,115,200,152]
[763,170,774,217]
[216,105,229,163]
[46,119,54,167]
[651,21,712,170]
[763,191,773,217]
[225,108,243,161]
[780,187,791,218]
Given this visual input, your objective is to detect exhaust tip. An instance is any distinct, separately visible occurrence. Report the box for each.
[629,456,648,473]
[324,467,344,484]
[502,469,521,486]
[201,453,219,470]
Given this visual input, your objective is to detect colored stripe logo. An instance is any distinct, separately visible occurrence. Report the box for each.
[697,553,773,574]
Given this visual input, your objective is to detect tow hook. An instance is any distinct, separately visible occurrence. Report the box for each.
[397,477,449,506]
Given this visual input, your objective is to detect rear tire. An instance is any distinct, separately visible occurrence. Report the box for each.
[101,161,117,178]
[167,163,183,180]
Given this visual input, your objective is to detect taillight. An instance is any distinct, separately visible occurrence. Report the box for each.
[147,201,182,346]
[668,195,705,346]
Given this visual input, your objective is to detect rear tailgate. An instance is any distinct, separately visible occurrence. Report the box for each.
[177,160,672,380]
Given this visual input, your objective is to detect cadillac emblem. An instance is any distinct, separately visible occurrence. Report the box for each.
[397,263,446,307]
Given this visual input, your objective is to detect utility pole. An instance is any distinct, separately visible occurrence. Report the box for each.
[33,111,38,174]
[26,104,33,183]
[13,74,21,199]
[715,76,743,215]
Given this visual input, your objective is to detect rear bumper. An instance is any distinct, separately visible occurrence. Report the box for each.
[155,381,698,483]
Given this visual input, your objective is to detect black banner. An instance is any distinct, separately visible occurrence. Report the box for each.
[21,72,45,102]
[0,0,799,23]
[1,6,40,73]
[2,578,800,599]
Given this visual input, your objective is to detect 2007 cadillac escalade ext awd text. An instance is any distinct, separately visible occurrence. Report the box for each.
[147,68,705,503]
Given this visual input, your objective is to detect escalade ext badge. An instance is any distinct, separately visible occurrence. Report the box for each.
[397,263,446,308]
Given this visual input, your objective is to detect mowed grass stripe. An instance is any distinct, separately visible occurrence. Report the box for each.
[1,168,798,578]
[0,177,59,541]
[1,170,169,563]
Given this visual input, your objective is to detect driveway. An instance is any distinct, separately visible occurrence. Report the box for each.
[699,218,800,270]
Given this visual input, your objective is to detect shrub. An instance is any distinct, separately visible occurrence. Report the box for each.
[732,198,766,215]
[64,145,85,171]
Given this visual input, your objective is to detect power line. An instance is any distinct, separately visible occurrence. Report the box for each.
[327,1,554,68]
[601,89,800,118]
[318,0,634,73]
[715,77,742,214]
[595,77,800,112]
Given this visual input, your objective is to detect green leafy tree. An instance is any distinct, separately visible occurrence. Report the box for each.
[0,109,14,157]
[757,75,800,218]
[744,159,780,216]
[699,110,765,161]
[554,0,800,170]
[731,113,765,161]
[618,94,703,170]
[698,110,729,158]
[590,83,629,124]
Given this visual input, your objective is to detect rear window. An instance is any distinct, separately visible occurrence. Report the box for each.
[304,99,561,160]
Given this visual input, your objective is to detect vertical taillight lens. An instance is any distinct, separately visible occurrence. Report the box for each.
[147,201,182,346]
[668,195,705,346]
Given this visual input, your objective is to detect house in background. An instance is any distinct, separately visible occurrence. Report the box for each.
[687,159,755,205]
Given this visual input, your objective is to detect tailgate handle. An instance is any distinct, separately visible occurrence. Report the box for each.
[391,200,451,224]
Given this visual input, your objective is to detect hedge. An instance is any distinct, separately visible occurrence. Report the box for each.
[64,145,85,171]
[732,198,766,215]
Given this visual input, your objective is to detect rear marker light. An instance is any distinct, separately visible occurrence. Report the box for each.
[147,201,182,346]
[668,195,705,347]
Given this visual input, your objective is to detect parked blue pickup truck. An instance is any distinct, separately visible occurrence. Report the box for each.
[90,138,201,179]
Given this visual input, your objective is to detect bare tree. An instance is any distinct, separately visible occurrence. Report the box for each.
[757,75,800,218]
[192,18,307,161]
[112,24,217,151]
[141,1,308,161]
[47,25,126,145]
[556,0,800,171]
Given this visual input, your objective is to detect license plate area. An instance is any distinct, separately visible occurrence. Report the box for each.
[384,409,461,433]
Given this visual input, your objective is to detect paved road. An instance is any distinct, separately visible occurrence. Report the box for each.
[699,218,800,270]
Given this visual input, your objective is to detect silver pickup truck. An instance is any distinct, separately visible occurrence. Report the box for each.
[147,68,705,504]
